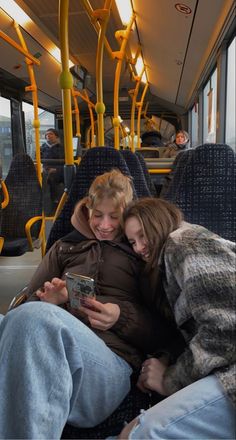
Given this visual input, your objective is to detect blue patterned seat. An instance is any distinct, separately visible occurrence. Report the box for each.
[1,154,42,256]
[120,149,151,197]
[160,149,192,199]
[46,147,133,251]
[135,151,157,196]
[163,144,236,241]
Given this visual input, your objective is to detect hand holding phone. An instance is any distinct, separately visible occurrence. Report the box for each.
[65,272,95,309]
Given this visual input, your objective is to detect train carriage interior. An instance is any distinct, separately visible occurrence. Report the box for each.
[0,0,235,437]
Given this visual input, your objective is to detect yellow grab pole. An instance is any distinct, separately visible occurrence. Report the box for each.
[136,81,149,148]
[120,124,127,149]
[59,0,74,165]
[73,89,95,108]
[113,14,135,149]
[72,89,81,139]
[84,90,96,146]
[81,0,114,60]
[129,66,144,152]
[93,1,112,146]
[0,30,40,65]
[14,22,42,185]
[14,22,46,256]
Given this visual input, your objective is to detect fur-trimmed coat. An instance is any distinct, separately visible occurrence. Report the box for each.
[161,222,236,406]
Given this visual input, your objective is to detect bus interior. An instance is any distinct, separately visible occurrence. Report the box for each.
[0,1,235,435]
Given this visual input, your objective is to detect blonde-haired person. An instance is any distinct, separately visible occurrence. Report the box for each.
[0,170,171,439]
[162,129,190,158]
[119,197,235,440]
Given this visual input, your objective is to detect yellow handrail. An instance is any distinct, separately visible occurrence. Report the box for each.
[14,22,42,186]
[84,90,96,147]
[129,66,145,152]
[149,169,172,174]
[136,82,149,148]
[59,0,74,165]
[0,237,4,254]
[81,0,114,60]
[0,30,40,65]
[73,89,95,108]
[71,89,81,141]
[0,180,9,209]
[113,14,136,149]
[25,215,45,256]
[93,2,112,146]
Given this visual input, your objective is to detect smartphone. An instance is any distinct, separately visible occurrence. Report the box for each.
[65,272,95,309]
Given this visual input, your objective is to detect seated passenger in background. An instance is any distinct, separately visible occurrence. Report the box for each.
[41,128,65,203]
[162,129,190,158]
[0,171,174,440]
[119,197,236,440]
[140,130,162,158]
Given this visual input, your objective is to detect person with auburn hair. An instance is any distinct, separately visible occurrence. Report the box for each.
[0,171,172,439]
[119,197,235,440]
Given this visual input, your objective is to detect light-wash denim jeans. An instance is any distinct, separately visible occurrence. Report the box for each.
[0,302,132,439]
[123,375,235,439]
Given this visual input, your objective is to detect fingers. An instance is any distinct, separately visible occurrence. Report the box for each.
[51,278,66,288]
[87,317,109,331]
[36,289,45,299]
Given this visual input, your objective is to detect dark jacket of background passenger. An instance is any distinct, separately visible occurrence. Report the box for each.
[40,142,65,179]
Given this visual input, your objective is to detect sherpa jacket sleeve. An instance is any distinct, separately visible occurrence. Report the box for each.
[162,225,236,395]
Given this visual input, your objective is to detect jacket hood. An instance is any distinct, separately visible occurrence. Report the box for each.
[71,197,95,239]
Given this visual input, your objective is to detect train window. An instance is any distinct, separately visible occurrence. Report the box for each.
[22,102,55,159]
[225,37,236,150]
[191,103,199,147]
[0,97,13,178]
[203,68,217,143]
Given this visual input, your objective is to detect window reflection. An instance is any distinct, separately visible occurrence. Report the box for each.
[226,37,235,151]
[0,97,13,178]
[191,103,199,147]
[203,68,217,143]
[22,102,55,159]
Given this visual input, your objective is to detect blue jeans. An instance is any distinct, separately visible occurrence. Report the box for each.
[126,375,235,439]
[0,302,132,439]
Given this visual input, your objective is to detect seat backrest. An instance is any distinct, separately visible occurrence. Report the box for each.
[120,150,151,197]
[164,143,236,241]
[135,151,157,196]
[160,149,192,199]
[1,153,42,240]
[46,147,132,251]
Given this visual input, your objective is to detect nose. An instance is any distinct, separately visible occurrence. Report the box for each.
[100,217,111,229]
[135,240,146,254]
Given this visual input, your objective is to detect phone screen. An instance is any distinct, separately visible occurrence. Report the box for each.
[65,272,95,309]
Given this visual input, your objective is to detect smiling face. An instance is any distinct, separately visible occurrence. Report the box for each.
[89,197,121,241]
[125,216,150,261]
